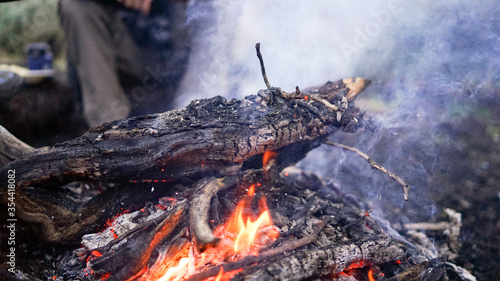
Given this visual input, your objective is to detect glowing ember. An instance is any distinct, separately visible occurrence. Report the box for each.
[367,268,375,281]
[145,183,279,281]
[338,260,379,281]
[262,150,277,178]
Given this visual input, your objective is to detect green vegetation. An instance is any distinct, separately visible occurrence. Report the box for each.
[0,0,64,63]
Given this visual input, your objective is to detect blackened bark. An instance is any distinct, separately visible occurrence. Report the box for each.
[2,81,361,190]
[0,79,364,242]
[233,236,407,281]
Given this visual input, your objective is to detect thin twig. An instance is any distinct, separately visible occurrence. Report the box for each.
[282,88,339,111]
[404,222,451,231]
[308,94,339,111]
[255,43,271,89]
[323,140,410,201]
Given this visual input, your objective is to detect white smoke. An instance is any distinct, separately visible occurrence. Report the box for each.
[177,0,405,103]
[177,0,499,220]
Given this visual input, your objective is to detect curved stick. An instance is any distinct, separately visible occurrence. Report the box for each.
[323,140,411,201]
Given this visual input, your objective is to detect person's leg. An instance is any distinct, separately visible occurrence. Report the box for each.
[59,0,133,127]
[113,13,150,116]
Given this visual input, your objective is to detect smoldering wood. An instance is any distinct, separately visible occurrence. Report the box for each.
[58,167,413,281]
[385,258,449,281]
[0,79,365,243]
[189,176,238,251]
[85,200,188,280]
[186,237,406,281]
[47,163,471,281]
[235,238,406,281]
[3,80,363,190]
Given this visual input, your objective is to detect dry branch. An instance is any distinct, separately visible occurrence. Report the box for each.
[189,176,237,251]
[323,140,411,200]
[0,124,34,166]
[260,219,327,257]
[87,200,188,280]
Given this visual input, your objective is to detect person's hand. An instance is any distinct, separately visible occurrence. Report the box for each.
[117,0,153,15]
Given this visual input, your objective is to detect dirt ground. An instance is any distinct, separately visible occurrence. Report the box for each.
[432,111,500,281]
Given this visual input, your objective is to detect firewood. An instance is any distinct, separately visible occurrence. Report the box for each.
[0,78,365,243]
[185,236,407,281]
[86,200,188,280]
[0,124,34,165]
[52,167,455,281]
[189,176,238,252]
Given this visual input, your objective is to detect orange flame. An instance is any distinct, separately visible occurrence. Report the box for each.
[367,268,375,281]
[247,184,255,196]
[225,197,277,255]
[156,257,189,281]
[263,151,277,168]
[146,184,279,281]
[214,267,224,281]
[262,151,277,178]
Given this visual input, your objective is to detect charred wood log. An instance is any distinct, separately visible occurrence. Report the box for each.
[234,237,407,281]
[85,200,188,280]
[189,176,239,252]
[0,79,366,243]
[2,80,363,189]
[185,237,407,281]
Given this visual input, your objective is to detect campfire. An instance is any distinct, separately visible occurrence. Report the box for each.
[0,47,473,281]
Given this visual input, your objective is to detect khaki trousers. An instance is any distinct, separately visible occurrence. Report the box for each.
[59,0,146,127]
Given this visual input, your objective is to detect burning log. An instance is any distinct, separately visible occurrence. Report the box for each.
[49,168,418,281]
[189,176,237,251]
[0,77,366,243]
[84,200,188,280]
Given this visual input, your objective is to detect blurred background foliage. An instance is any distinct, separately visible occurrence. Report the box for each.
[0,0,65,64]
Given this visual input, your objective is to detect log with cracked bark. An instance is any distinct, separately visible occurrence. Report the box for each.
[0,78,367,243]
